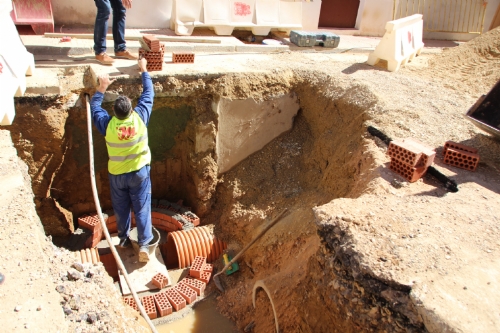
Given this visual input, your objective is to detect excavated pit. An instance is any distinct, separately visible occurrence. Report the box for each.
[5,69,425,332]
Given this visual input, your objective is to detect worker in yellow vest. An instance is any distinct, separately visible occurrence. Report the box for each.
[90,58,153,262]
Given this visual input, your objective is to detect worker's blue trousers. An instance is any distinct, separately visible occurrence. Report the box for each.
[108,165,153,246]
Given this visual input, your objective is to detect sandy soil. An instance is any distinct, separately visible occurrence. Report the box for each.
[1,27,500,333]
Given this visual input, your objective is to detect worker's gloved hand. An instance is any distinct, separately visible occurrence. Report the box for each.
[97,74,116,93]
[138,58,148,73]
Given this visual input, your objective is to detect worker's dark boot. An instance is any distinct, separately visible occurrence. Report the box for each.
[117,237,131,248]
[138,245,149,263]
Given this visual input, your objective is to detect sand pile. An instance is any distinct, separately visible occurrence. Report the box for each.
[426,26,500,95]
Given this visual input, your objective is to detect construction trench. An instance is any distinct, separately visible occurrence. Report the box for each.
[2,29,500,333]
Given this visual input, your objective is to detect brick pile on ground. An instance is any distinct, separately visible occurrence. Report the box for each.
[139,35,165,71]
[122,255,212,319]
[387,138,436,183]
[442,140,480,171]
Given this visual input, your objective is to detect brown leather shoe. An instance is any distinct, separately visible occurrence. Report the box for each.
[115,50,138,60]
[96,53,115,65]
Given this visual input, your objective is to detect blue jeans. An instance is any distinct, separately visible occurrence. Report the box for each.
[109,165,153,246]
[94,0,127,55]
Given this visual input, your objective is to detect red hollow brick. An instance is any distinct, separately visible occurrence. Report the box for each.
[99,253,119,280]
[202,263,213,273]
[198,271,211,284]
[153,291,173,317]
[189,256,207,278]
[165,288,186,311]
[443,141,478,156]
[174,282,197,304]
[85,223,103,248]
[402,138,436,168]
[182,277,206,296]
[143,35,161,52]
[387,140,423,167]
[388,158,427,183]
[152,272,169,289]
[172,52,195,64]
[443,147,479,171]
[78,214,100,231]
[123,296,139,312]
[106,221,117,233]
[140,295,158,319]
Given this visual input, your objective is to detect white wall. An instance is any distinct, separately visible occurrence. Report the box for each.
[50,0,499,38]
[356,0,394,36]
[355,0,500,39]
[51,0,173,29]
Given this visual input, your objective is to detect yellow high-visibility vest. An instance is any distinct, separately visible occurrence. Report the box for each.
[105,112,151,175]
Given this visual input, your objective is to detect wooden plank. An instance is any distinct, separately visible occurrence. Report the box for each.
[44,33,221,44]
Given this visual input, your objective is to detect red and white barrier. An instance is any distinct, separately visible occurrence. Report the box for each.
[172,0,302,36]
[367,14,424,72]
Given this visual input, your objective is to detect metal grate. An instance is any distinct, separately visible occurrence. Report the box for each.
[393,0,488,34]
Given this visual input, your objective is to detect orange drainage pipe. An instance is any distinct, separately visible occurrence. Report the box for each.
[166,226,227,269]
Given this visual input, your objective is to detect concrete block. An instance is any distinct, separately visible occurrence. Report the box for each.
[216,93,300,173]
[25,70,61,95]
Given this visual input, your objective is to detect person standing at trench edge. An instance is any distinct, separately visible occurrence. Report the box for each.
[90,58,153,262]
[94,0,138,65]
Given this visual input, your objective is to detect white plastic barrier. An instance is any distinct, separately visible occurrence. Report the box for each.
[172,0,302,36]
[367,14,424,72]
[0,0,35,125]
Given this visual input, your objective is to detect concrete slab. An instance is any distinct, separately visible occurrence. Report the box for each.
[216,93,300,174]
[24,68,61,95]
[115,239,172,296]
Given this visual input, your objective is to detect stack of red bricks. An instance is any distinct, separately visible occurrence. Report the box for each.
[78,214,103,248]
[123,256,212,318]
[139,34,164,71]
[442,141,480,171]
[387,138,436,183]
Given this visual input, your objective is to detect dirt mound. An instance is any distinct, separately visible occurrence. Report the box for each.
[427,27,500,95]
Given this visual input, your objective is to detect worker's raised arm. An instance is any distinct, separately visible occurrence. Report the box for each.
[90,74,114,136]
[134,58,154,126]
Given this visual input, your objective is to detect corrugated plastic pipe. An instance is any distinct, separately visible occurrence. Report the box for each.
[166,226,227,269]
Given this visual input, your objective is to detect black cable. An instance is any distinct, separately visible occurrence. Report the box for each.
[367,126,392,145]
[425,166,459,192]
[366,126,458,192]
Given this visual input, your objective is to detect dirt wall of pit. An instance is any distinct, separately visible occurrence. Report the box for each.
[6,68,425,333]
